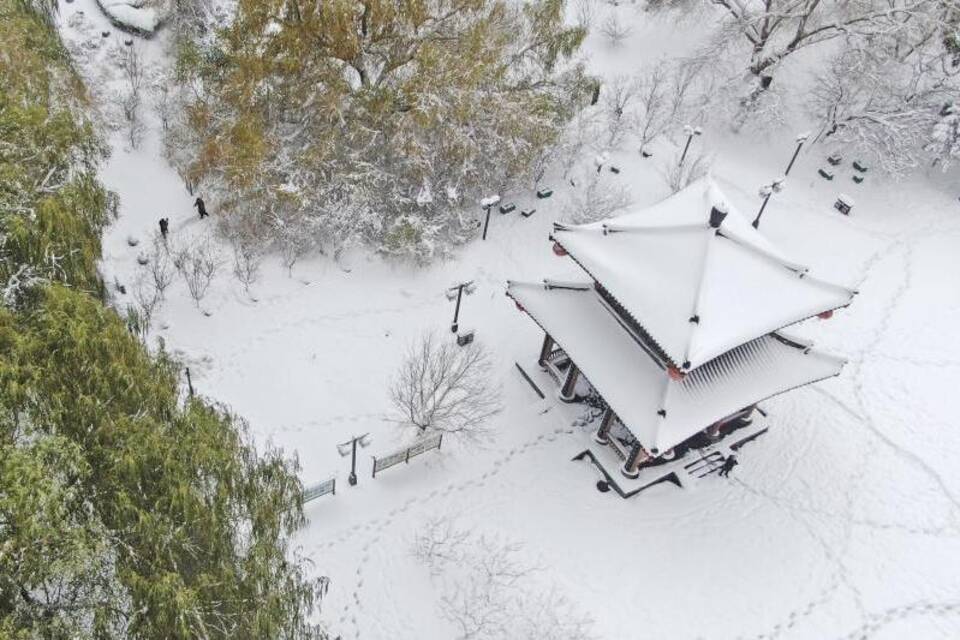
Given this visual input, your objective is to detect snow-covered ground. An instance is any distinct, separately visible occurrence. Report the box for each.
[59,1,960,638]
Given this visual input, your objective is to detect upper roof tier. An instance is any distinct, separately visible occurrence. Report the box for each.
[550,178,856,370]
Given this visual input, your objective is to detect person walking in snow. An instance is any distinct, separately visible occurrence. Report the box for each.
[194,196,208,220]
[159,217,169,240]
[718,454,738,478]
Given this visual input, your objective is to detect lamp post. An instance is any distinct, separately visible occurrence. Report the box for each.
[446,280,476,333]
[784,132,810,176]
[480,195,500,241]
[679,125,703,167]
[337,433,372,486]
[751,177,785,230]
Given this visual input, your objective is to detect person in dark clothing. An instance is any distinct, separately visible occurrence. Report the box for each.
[194,196,208,219]
[718,454,738,478]
[159,217,169,239]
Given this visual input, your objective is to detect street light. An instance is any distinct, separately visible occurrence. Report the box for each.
[480,195,500,241]
[446,280,476,333]
[783,132,810,176]
[337,433,372,486]
[678,125,703,167]
[751,177,785,230]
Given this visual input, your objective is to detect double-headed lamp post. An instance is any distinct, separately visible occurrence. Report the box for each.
[337,433,372,486]
[446,280,476,333]
[752,177,785,230]
[480,195,500,241]
[679,125,703,167]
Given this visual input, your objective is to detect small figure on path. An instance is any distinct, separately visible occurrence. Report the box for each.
[194,196,208,219]
[718,454,738,478]
[158,217,169,239]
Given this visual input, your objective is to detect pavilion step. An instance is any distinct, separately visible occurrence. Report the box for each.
[679,450,727,487]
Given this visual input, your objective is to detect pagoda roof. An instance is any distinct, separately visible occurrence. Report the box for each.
[551,178,856,370]
[507,280,845,454]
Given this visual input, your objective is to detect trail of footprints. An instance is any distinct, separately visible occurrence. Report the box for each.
[325,424,575,638]
[840,600,960,640]
[329,224,960,639]
[737,236,960,640]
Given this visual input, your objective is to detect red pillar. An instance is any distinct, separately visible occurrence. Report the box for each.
[538,333,555,368]
[593,408,615,444]
[559,362,580,402]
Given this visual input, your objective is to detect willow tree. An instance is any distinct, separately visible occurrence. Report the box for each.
[180,0,589,260]
[1,2,327,637]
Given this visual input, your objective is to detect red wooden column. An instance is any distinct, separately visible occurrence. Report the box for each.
[621,443,647,479]
[558,362,580,402]
[537,333,555,368]
[593,408,615,444]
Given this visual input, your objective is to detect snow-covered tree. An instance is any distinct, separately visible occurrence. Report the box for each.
[1,4,329,638]
[0,5,116,309]
[927,101,960,168]
[808,44,959,176]
[563,168,633,224]
[117,44,146,148]
[632,59,706,153]
[176,0,590,260]
[704,0,960,93]
[412,522,595,640]
[176,236,221,307]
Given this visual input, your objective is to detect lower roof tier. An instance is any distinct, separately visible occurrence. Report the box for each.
[507,279,846,454]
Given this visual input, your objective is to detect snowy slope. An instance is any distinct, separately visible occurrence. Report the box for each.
[56,1,960,638]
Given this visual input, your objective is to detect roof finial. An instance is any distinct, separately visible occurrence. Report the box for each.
[709,204,728,229]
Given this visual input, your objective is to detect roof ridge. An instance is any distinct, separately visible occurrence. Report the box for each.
[601,222,707,235]
[718,228,857,297]
[681,227,718,369]
[718,227,809,274]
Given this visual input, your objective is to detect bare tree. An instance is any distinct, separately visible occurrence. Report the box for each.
[151,76,173,132]
[603,75,639,148]
[562,170,633,224]
[130,275,161,340]
[390,333,501,445]
[117,45,145,148]
[231,237,262,294]
[808,45,957,175]
[177,238,221,308]
[514,589,594,640]
[600,11,632,46]
[147,236,175,298]
[573,0,598,29]
[706,0,958,93]
[631,59,706,155]
[556,108,604,179]
[662,150,712,193]
[422,530,595,640]
[411,516,472,576]
[439,537,532,640]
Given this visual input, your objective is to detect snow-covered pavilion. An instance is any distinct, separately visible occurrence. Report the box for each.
[506,178,856,481]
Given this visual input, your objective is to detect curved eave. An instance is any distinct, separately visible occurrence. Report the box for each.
[551,226,856,370]
[506,280,846,454]
[549,232,678,368]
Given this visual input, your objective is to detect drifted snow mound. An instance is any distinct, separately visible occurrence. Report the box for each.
[96,0,172,35]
